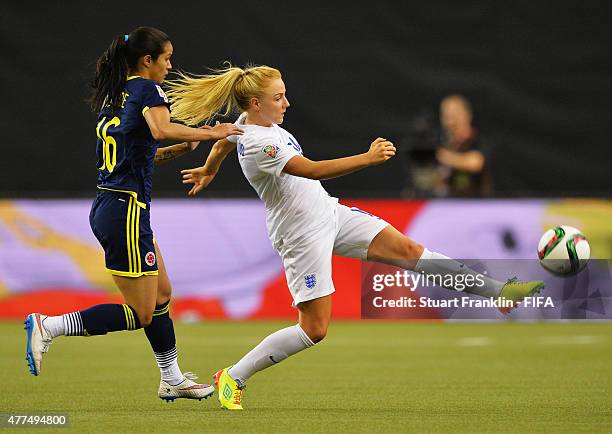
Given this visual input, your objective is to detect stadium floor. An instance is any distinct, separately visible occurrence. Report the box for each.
[3,321,611,433]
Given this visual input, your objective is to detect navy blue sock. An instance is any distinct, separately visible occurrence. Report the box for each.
[144,300,176,353]
[77,303,141,336]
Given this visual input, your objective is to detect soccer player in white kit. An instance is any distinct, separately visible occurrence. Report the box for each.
[167,65,544,410]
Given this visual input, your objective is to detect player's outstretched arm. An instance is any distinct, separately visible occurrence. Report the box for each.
[144,106,243,143]
[283,137,396,180]
[201,138,237,175]
[181,138,237,196]
[153,123,231,165]
[154,141,199,165]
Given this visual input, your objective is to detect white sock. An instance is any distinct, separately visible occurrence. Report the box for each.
[228,324,314,385]
[155,347,184,386]
[414,248,504,298]
[42,315,66,338]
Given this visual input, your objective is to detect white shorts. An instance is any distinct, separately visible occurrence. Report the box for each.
[276,203,389,306]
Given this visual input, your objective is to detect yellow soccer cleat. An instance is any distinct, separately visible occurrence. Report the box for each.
[497,279,545,315]
[214,367,244,410]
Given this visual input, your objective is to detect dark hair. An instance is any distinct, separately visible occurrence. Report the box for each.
[88,26,170,112]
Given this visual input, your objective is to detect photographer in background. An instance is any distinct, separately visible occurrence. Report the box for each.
[435,95,493,197]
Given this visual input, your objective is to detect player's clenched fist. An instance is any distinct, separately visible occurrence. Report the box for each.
[366,137,396,165]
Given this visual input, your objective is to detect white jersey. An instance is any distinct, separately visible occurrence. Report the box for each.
[235,120,338,247]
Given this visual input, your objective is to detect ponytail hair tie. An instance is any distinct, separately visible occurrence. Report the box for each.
[124,34,129,43]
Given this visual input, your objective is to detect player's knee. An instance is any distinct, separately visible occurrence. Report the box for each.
[156,292,171,306]
[137,311,153,327]
[310,329,327,343]
[304,323,328,343]
[156,279,173,303]
[400,238,424,261]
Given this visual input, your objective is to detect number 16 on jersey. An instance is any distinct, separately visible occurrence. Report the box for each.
[96,116,121,172]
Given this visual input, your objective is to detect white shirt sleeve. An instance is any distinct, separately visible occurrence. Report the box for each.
[226,112,248,144]
[254,139,297,177]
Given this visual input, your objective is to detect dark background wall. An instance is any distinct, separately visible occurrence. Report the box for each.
[2,1,611,198]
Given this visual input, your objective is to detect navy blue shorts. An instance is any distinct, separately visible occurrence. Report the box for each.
[89,190,158,277]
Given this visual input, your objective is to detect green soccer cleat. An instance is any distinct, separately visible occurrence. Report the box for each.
[213,367,244,410]
[497,280,545,315]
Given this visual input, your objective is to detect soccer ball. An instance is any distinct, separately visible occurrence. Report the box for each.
[538,225,590,275]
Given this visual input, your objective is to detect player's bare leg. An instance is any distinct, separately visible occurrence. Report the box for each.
[298,294,332,343]
[366,225,544,312]
[112,275,158,326]
[366,225,424,270]
[154,242,172,305]
[367,225,506,296]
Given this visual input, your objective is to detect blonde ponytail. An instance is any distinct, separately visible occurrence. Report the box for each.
[165,64,282,126]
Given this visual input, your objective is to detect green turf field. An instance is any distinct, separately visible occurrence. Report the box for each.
[2,321,612,433]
